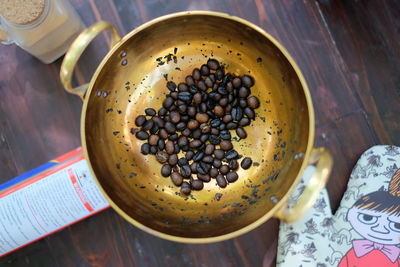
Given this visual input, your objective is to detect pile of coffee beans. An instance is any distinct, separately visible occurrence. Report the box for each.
[134,59,259,195]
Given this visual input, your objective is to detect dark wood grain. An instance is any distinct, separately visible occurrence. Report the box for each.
[0,0,399,266]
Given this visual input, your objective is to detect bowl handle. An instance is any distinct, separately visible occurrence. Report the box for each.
[274,147,333,222]
[60,21,121,99]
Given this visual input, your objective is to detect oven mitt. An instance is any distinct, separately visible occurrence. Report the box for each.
[277,145,400,267]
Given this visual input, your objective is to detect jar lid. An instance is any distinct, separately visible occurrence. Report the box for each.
[0,0,45,25]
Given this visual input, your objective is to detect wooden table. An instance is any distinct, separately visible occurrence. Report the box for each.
[1,0,399,266]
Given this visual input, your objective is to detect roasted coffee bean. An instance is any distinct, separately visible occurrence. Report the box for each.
[142,119,154,131]
[219,123,226,130]
[242,75,254,88]
[215,69,224,80]
[193,151,205,161]
[157,139,165,150]
[210,168,219,178]
[171,172,183,186]
[178,157,189,167]
[141,143,150,154]
[170,91,179,99]
[180,165,191,178]
[200,134,209,143]
[193,92,202,104]
[185,75,195,86]
[225,150,239,160]
[190,162,198,173]
[231,98,238,107]
[181,116,190,122]
[200,123,211,134]
[177,136,188,147]
[213,158,222,168]
[148,134,159,146]
[189,139,202,148]
[158,107,167,116]
[220,140,233,151]
[220,165,229,175]
[163,97,174,108]
[210,119,221,127]
[135,115,146,126]
[192,68,201,80]
[222,74,232,85]
[181,145,189,152]
[191,179,204,190]
[159,129,168,139]
[236,127,247,139]
[225,104,232,113]
[214,105,224,117]
[238,86,250,98]
[200,102,207,113]
[197,161,210,174]
[226,122,238,130]
[182,128,191,136]
[229,160,239,170]
[161,164,172,177]
[200,64,210,76]
[168,154,178,165]
[165,140,175,154]
[247,96,260,109]
[209,74,216,82]
[206,99,216,110]
[241,157,253,169]
[176,122,186,131]
[195,113,209,123]
[136,131,149,140]
[207,58,219,70]
[187,106,196,117]
[197,80,207,91]
[231,107,243,121]
[165,122,176,133]
[178,92,192,102]
[150,146,158,154]
[211,127,220,135]
[189,85,198,94]
[168,133,178,141]
[178,83,189,92]
[226,172,239,182]
[217,87,228,95]
[226,82,233,92]
[177,104,187,114]
[167,81,177,91]
[202,155,214,163]
[214,149,225,159]
[239,99,247,108]
[169,111,180,123]
[145,108,156,116]
[156,151,169,163]
[152,116,165,128]
[222,114,232,123]
[216,174,227,188]
[188,120,199,130]
[150,124,159,134]
[205,144,215,155]
[220,130,231,140]
[204,77,213,88]
[209,135,220,145]
[219,97,229,107]
[244,107,255,119]
[232,77,242,88]
[239,117,250,126]
[180,182,191,195]
[174,143,180,154]
[197,173,211,182]
[185,151,194,161]
[176,99,184,106]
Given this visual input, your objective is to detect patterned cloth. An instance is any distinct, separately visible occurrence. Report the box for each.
[277,145,400,267]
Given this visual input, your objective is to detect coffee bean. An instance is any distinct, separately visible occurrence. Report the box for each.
[161,164,172,177]
[222,114,232,123]
[171,172,183,186]
[197,161,210,174]
[197,173,211,182]
[176,99,184,106]
[187,106,196,117]
[190,162,198,173]
[141,143,150,154]
[244,107,255,119]
[188,120,199,129]
[150,146,158,154]
[191,179,204,190]
[181,145,189,152]
[229,160,239,170]
[241,157,253,169]
[159,129,168,139]
[202,155,214,163]
[135,115,146,126]
[220,165,229,175]
[163,97,174,108]
[226,82,233,92]
[168,154,178,165]
[142,119,154,131]
[232,77,242,88]
[238,99,247,108]
[178,92,192,102]
[200,102,207,113]
[211,128,220,135]
[189,139,202,148]
[178,136,188,147]
[236,127,247,139]
[192,68,201,80]
[180,165,191,178]
[220,140,233,151]
[167,81,177,92]
[196,113,209,123]
[220,130,231,140]
[174,143,180,154]
[213,158,222,168]
[207,58,219,70]
[219,97,229,107]
[231,98,238,107]
[247,96,260,109]
[193,151,204,161]
[178,83,189,92]
[165,122,176,133]
[204,77,213,88]
[168,133,178,141]
[197,80,207,91]
[185,151,194,161]
[242,75,254,88]
[170,92,179,100]
[200,134,209,143]
[152,116,165,128]
[176,122,186,131]
[225,150,239,160]
[148,134,159,146]
[168,111,179,123]
[225,104,232,113]
[136,131,149,140]
[185,75,195,86]
[214,149,225,159]
[156,151,169,163]
[193,92,202,104]
[165,140,175,154]
[214,105,224,117]
[219,123,226,130]
[216,175,227,188]
[200,123,211,134]
[231,107,243,121]
[210,119,221,127]
[226,172,238,182]
[157,139,165,150]
[206,99,217,110]
[158,107,167,116]
[180,182,191,195]
[150,124,159,134]
[189,85,198,94]
[222,74,232,85]
[200,64,210,76]
[210,168,219,178]
[239,117,250,126]
[145,108,156,116]
[215,69,224,80]
[209,135,220,145]
[177,157,187,167]
[182,128,191,136]
[238,87,250,98]
[205,144,215,155]
[226,122,238,130]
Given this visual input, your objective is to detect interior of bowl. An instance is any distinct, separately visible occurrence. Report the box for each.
[83,12,311,240]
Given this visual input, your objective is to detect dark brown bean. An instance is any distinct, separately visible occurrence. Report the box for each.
[236,127,247,139]
[205,77,213,88]
[145,108,156,116]
[180,182,191,195]
[185,151,194,160]
[241,157,253,169]
[209,134,220,145]
[215,69,224,80]
[200,102,207,113]
[170,91,179,100]
[238,87,250,98]
[214,149,225,159]
[165,122,176,133]
[185,75,195,86]
[168,154,178,165]
[226,172,238,182]
[180,165,191,178]
[220,130,231,140]
[244,107,255,119]
[161,164,172,177]
[213,159,222,168]
[225,104,232,113]
[177,104,187,114]
[211,128,219,135]
[141,143,150,154]
[190,162,198,173]
[226,122,238,130]
[197,80,207,91]
[220,165,229,175]
[156,151,169,163]
[178,136,188,147]
[189,139,202,148]
[193,92,202,104]
[178,157,189,167]
[200,134,209,143]
[196,113,209,123]
[163,97,174,108]
[219,97,229,107]
[159,129,168,139]
[193,151,204,161]
[165,140,175,154]
[135,115,146,126]
[150,146,158,154]
[182,128,191,136]
[178,83,188,92]
[210,168,219,178]
[225,150,239,160]
[176,122,186,131]
[192,128,202,139]
[191,179,204,190]
[188,120,199,129]
[192,68,201,80]
[169,111,180,123]
[174,143,180,154]
[171,172,183,186]
[166,81,177,91]
[232,77,242,88]
[247,96,260,109]
[142,119,153,131]
[216,175,227,188]
[226,81,233,92]
[197,162,211,174]
[197,173,211,182]
[200,123,211,134]
[158,107,167,116]
[136,131,149,140]
[187,106,196,117]
[239,117,250,126]
[203,144,214,155]
[242,75,254,88]
[214,105,224,117]
[229,160,239,170]
[152,116,165,127]
[239,99,247,108]
[231,107,243,121]
[207,58,219,70]
[220,140,233,151]
[202,155,214,163]
[148,134,159,146]
[222,114,232,123]
[157,139,165,150]
[200,64,210,76]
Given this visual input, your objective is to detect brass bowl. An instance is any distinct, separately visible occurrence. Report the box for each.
[60,11,333,243]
